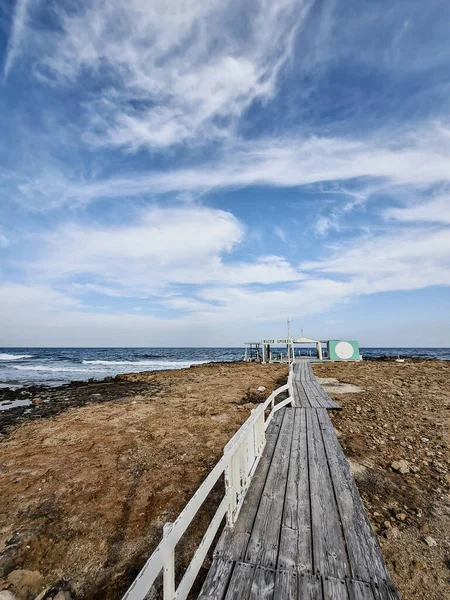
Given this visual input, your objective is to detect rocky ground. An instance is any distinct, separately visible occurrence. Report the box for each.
[313,359,450,600]
[0,362,288,600]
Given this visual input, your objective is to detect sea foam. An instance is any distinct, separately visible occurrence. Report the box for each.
[0,354,33,361]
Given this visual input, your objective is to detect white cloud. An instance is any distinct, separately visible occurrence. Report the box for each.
[29,205,304,295]
[301,226,450,292]
[385,195,450,224]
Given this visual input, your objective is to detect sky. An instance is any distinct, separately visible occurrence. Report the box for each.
[0,0,450,347]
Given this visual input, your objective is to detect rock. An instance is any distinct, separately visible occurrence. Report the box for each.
[0,592,20,600]
[241,403,256,410]
[424,535,437,547]
[348,460,367,480]
[6,570,44,598]
[333,427,345,440]
[385,526,399,539]
[395,390,403,397]
[391,460,410,474]
[257,386,266,392]
[396,512,407,521]
[410,465,420,473]
[31,398,42,406]
[421,437,429,443]
[89,394,102,399]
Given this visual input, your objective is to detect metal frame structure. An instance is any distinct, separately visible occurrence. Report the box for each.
[122,370,294,600]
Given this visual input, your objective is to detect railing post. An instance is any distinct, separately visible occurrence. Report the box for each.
[163,522,175,600]
[225,447,240,527]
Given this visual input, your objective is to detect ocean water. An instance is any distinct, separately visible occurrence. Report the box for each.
[0,347,449,388]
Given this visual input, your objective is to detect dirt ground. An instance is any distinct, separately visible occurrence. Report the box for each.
[0,362,288,600]
[313,360,450,600]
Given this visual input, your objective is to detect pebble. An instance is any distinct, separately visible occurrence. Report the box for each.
[257,386,266,392]
[424,535,437,547]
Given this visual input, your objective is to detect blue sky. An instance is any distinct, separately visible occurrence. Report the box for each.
[0,0,450,346]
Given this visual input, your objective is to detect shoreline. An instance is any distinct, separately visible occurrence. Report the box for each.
[0,356,445,434]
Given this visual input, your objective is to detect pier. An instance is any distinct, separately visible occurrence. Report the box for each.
[123,359,399,600]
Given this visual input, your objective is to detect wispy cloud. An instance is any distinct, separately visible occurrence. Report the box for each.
[17,0,312,151]
[14,122,450,209]
[3,0,34,78]
[385,194,450,224]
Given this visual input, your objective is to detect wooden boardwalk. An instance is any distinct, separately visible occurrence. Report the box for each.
[291,361,341,409]
[198,361,399,600]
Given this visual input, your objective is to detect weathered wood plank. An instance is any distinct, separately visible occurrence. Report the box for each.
[322,577,350,599]
[346,579,375,600]
[307,410,349,579]
[370,582,401,600]
[273,569,297,599]
[278,409,312,572]
[224,562,254,600]
[197,557,235,600]
[298,573,323,599]
[245,409,294,568]
[249,565,276,599]
[315,410,389,585]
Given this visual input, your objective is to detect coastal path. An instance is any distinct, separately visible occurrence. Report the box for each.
[122,360,399,600]
[198,361,399,600]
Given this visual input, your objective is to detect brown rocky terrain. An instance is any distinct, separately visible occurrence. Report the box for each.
[313,359,450,600]
[0,362,288,600]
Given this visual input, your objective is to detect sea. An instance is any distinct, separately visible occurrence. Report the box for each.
[0,347,449,389]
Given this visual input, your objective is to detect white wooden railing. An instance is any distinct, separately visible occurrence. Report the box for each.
[122,369,294,600]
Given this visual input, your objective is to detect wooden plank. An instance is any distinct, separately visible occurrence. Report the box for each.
[214,410,284,561]
[224,562,254,600]
[278,409,312,572]
[245,409,294,568]
[273,569,297,600]
[315,411,389,585]
[298,573,323,599]
[346,579,375,600]
[322,577,350,599]
[307,410,349,579]
[370,582,401,600]
[249,565,275,599]
[197,557,235,600]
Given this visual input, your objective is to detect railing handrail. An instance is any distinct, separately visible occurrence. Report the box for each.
[122,370,293,600]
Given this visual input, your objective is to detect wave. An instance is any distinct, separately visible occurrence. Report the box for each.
[82,359,207,367]
[13,365,93,372]
[0,353,34,361]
